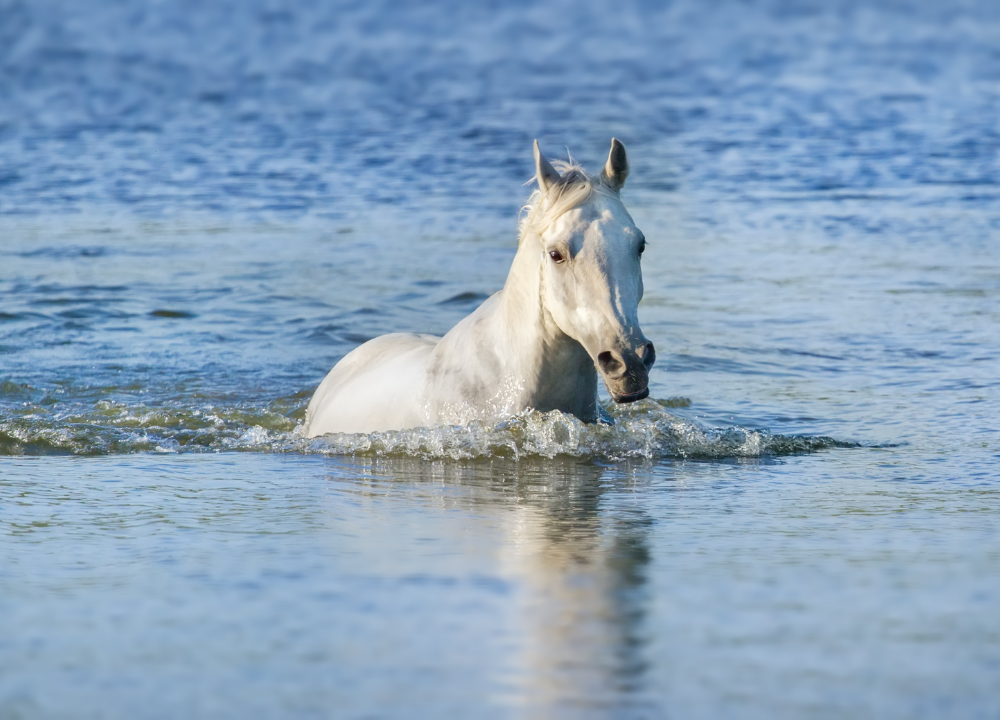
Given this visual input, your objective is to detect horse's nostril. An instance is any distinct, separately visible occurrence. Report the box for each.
[642,342,656,370]
[597,350,625,376]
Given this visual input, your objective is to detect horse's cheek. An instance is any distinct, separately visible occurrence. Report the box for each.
[551,278,581,336]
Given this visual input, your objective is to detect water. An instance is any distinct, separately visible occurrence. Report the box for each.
[2,0,999,717]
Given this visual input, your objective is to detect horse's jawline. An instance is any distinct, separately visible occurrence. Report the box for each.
[611,387,649,404]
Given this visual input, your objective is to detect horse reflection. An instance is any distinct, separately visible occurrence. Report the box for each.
[334,456,654,715]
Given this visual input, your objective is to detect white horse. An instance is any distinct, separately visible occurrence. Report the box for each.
[303,139,655,437]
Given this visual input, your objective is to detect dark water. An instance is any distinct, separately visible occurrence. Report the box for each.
[2,1,1000,717]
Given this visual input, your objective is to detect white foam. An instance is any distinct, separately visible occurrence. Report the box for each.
[297,402,845,461]
[0,398,848,459]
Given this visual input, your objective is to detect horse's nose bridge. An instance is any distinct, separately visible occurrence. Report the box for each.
[605,283,643,341]
[586,240,645,357]
[595,305,647,362]
[611,309,649,356]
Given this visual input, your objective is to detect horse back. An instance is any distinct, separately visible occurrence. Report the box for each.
[303,333,439,436]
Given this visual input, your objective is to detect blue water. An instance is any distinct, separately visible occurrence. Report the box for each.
[2,1,1000,717]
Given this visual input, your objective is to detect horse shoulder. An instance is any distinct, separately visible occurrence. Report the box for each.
[424,293,521,423]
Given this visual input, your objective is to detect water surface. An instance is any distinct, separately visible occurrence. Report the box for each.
[2,1,999,717]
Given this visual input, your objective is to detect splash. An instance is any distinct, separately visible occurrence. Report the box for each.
[307,400,851,460]
[0,388,852,460]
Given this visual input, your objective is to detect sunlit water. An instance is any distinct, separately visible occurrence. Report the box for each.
[2,1,999,718]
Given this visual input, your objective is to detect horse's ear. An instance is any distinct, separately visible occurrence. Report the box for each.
[534,139,561,194]
[602,138,629,191]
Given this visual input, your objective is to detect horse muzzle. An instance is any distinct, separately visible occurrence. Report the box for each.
[597,342,656,404]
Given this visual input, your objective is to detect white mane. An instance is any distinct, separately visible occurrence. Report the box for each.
[518,159,615,243]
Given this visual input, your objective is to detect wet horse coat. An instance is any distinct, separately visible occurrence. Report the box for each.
[304,139,655,437]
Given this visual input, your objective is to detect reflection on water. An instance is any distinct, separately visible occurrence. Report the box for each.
[497,468,652,716]
[3,450,1000,717]
[349,457,656,715]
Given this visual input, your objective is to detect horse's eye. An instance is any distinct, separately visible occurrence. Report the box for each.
[549,250,565,263]
[638,243,646,257]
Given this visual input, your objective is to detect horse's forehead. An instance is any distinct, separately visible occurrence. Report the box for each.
[581,195,636,246]
[557,194,634,240]
[596,194,634,227]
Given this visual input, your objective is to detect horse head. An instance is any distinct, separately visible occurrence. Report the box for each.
[527,139,656,403]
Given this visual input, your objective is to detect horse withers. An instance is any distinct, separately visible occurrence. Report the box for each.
[303,139,655,436]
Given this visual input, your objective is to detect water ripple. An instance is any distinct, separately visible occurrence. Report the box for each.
[0,394,852,461]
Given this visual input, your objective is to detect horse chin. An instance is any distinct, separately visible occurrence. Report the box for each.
[610,386,649,404]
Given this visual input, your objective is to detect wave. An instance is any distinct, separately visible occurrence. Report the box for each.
[0,393,854,460]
